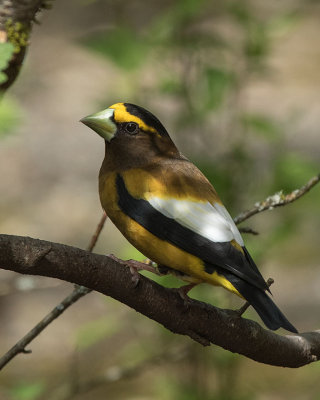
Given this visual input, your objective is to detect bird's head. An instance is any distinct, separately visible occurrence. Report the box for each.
[81,103,180,164]
[81,102,169,141]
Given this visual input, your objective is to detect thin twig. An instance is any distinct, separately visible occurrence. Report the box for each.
[0,286,89,370]
[0,212,107,371]
[234,174,320,225]
[238,226,259,235]
[86,212,107,252]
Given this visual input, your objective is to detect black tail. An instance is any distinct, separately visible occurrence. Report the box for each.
[227,274,298,333]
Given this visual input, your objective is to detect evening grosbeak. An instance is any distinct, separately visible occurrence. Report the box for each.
[81,102,297,333]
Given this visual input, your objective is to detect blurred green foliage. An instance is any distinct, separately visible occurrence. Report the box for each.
[273,153,319,194]
[0,96,22,137]
[9,381,45,400]
[0,42,14,84]
[75,315,122,349]
[84,26,148,70]
[241,113,280,140]
[0,43,23,138]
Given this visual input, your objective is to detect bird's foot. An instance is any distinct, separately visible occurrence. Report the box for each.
[129,265,140,287]
[124,258,158,274]
[108,254,158,287]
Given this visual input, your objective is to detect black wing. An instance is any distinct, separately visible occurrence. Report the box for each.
[116,174,268,292]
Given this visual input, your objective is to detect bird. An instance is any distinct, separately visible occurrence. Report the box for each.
[81,102,298,333]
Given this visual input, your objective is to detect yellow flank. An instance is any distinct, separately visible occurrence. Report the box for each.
[99,170,241,298]
[120,168,222,205]
[110,103,157,133]
[123,168,201,201]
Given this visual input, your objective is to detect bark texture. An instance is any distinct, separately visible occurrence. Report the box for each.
[1,234,319,368]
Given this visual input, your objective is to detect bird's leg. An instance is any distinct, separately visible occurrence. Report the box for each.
[108,254,159,287]
[236,278,274,316]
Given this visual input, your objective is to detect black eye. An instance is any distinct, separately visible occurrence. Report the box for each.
[125,122,139,134]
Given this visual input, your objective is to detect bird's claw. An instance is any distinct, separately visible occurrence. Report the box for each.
[108,254,158,286]
[129,265,140,287]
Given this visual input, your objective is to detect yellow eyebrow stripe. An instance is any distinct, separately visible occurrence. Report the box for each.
[109,103,156,133]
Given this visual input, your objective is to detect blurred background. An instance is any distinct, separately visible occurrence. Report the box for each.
[0,0,319,398]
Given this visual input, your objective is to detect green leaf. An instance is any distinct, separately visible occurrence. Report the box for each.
[0,42,14,83]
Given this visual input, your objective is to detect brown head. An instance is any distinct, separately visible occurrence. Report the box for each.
[81,102,182,171]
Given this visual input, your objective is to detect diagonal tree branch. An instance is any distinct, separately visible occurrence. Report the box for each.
[0,233,319,368]
[0,174,319,369]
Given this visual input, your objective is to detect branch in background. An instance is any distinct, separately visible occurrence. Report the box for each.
[234,174,320,225]
[0,0,53,93]
[65,346,190,400]
[86,212,107,253]
[0,275,62,296]
[0,285,90,370]
[0,212,107,371]
[238,226,259,235]
[43,346,190,400]
[0,175,319,369]
[0,233,320,368]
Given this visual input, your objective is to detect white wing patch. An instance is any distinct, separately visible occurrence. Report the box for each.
[148,197,244,246]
